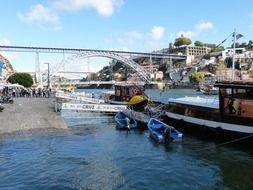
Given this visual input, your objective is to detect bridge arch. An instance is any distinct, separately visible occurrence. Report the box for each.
[45,51,151,84]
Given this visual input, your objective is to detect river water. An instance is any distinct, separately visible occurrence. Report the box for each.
[0,89,253,190]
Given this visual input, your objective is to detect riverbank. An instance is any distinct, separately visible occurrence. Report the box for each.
[0,97,67,135]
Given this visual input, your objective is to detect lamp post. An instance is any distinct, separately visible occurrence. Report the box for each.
[44,63,50,97]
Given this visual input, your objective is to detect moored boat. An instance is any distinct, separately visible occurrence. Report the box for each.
[100,82,146,105]
[127,95,149,111]
[165,81,253,140]
[148,118,183,143]
[114,111,138,130]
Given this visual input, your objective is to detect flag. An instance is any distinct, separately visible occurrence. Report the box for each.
[233,32,243,40]
[236,33,243,40]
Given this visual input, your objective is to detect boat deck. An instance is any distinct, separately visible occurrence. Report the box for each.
[168,96,219,109]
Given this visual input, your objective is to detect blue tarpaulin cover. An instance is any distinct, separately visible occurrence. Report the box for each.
[0,60,4,76]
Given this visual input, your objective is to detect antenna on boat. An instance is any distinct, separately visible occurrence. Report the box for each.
[231,28,243,81]
[232,28,236,81]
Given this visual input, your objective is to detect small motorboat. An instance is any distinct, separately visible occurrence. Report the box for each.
[148,118,183,143]
[114,111,138,130]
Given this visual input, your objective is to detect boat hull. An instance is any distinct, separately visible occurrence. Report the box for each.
[165,111,253,141]
[114,111,138,130]
[148,118,183,143]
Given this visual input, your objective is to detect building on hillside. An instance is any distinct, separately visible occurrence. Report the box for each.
[141,63,160,73]
[198,71,217,86]
[222,48,246,59]
[215,68,239,81]
[160,45,209,65]
[155,71,163,80]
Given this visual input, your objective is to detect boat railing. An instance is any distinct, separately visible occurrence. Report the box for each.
[146,104,166,119]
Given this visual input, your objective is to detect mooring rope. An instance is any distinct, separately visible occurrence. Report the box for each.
[195,133,253,152]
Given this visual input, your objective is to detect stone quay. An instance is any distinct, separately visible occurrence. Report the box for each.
[0,97,67,135]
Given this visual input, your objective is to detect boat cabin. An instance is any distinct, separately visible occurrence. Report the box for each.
[114,83,145,102]
[101,83,145,104]
[214,81,253,126]
[167,81,253,127]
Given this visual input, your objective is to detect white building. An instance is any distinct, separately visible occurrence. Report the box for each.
[222,48,245,59]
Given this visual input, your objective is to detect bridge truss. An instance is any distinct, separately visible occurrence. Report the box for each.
[0,45,186,85]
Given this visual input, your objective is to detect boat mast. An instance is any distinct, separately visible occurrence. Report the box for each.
[232,28,236,81]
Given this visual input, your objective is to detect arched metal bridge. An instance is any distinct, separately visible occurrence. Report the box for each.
[0,45,186,85]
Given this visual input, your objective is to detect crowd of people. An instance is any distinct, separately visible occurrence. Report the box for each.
[0,86,53,98]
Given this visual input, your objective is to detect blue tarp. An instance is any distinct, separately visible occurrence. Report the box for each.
[0,60,3,76]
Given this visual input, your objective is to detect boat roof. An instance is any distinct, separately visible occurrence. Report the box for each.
[114,82,145,87]
[168,96,219,109]
[101,90,114,95]
[214,81,253,89]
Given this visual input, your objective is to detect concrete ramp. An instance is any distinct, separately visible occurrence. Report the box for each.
[0,97,67,134]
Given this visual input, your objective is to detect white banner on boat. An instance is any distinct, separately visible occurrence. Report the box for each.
[55,92,105,104]
[61,102,127,112]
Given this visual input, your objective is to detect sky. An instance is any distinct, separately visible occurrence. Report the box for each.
[0,0,253,73]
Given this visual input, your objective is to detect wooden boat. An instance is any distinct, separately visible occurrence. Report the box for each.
[147,118,183,143]
[127,95,150,111]
[114,111,138,130]
[100,82,146,106]
[165,81,253,139]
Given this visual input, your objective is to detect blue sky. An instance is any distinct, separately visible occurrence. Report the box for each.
[0,0,253,73]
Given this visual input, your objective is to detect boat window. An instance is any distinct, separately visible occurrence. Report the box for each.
[246,88,253,98]
[233,88,246,98]
[226,88,232,96]
[220,88,227,96]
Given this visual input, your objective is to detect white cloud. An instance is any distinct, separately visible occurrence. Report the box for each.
[105,26,166,52]
[151,26,165,40]
[54,0,124,16]
[17,0,123,30]
[195,21,213,31]
[175,21,213,40]
[17,4,59,24]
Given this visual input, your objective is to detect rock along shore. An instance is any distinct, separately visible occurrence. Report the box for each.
[0,97,67,135]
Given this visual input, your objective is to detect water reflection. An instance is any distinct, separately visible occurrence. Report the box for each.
[0,89,253,189]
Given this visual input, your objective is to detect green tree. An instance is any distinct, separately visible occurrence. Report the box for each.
[8,73,33,88]
[189,71,203,85]
[174,36,192,47]
[239,42,247,48]
[194,41,204,47]
[206,64,218,74]
[88,73,98,81]
[247,40,253,49]
[158,63,167,73]
[210,46,224,52]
